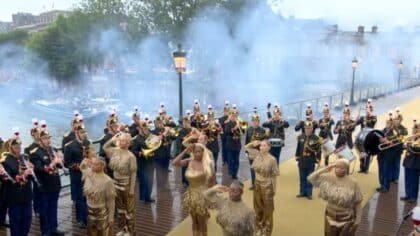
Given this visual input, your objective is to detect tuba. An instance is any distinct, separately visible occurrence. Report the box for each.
[142,134,162,158]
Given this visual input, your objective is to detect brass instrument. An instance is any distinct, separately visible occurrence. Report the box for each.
[240,121,248,132]
[169,127,180,138]
[378,137,402,151]
[303,137,320,156]
[142,134,162,158]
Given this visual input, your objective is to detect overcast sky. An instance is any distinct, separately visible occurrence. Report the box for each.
[1,0,419,30]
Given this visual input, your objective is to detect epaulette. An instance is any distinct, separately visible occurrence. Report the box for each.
[30,147,39,155]
[64,140,74,147]
[0,152,8,163]
[63,131,70,137]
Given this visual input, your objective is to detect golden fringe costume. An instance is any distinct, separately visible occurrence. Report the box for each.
[104,141,137,236]
[204,186,255,236]
[246,144,279,236]
[308,168,363,236]
[182,143,214,236]
[80,159,116,236]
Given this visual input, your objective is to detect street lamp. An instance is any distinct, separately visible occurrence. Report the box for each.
[350,57,358,105]
[173,44,187,122]
[397,60,403,91]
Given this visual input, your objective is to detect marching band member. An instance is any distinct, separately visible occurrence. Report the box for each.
[176,114,193,187]
[247,110,268,189]
[191,100,205,130]
[62,111,83,151]
[308,159,363,236]
[219,101,230,166]
[376,114,397,193]
[98,117,120,178]
[172,143,215,236]
[245,140,279,236]
[152,116,176,188]
[24,119,41,217]
[334,108,356,149]
[204,181,255,236]
[263,106,289,165]
[0,145,8,229]
[202,105,222,171]
[80,152,116,236]
[103,133,137,235]
[391,108,408,183]
[130,120,155,203]
[1,133,34,236]
[356,102,377,173]
[30,129,65,236]
[400,124,419,203]
[295,104,318,134]
[64,125,91,228]
[224,106,242,179]
[128,107,140,137]
[318,104,335,166]
[295,121,322,200]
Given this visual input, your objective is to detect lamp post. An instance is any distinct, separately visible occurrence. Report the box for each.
[173,44,187,122]
[350,57,358,105]
[397,60,403,91]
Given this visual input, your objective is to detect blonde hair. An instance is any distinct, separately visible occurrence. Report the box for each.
[117,133,132,147]
[191,143,214,180]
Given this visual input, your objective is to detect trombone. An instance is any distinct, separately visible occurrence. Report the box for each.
[378,137,403,151]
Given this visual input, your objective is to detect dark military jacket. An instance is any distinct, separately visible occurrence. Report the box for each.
[224,120,242,151]
[295,120,318,134]
[218,115,229,141]
[129,123,139,137]
[130,133,155,169]
[202,123,221,154]
[24,142,39,156]
[62,131,76,151]
[403,141,420,169]
[64,139,90,183]
[377,128,398,163]
[191,114,205,130]
[334,120,356,148]
[295,134,321,169]
[30,146,61,193]
[357,115,377,129]
[263,119,289,140]
[98,133,114,158]
[318,118,335,140]
[394,124,408,154]
[1,153,33,205]
[152,127,174,161]
[245,126,267,145]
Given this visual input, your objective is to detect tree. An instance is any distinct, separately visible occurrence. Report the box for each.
[0,30,29,45]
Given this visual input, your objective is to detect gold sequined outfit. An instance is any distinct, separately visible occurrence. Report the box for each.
[251,152,279,236]
[183,167,211,236]
[80,160,116,236]
[308,170,363,236]
[205,186,255,236]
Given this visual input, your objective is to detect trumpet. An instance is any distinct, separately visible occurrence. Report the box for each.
[169,127,180,137]
[378,137,402,151]
[240,121,248,132]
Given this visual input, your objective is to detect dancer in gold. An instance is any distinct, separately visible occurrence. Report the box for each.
[246,140,279,236]
[172,143,215,236]
[204,181,255,236]
[80,154,116,236]
[308,159,363,236]
[104,133,137,236]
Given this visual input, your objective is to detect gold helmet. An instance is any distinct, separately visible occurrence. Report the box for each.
[322,103,330,114]
[251,107,260,122]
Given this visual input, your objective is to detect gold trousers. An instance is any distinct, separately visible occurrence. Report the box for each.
[190,211,209,236]
[254,179,275,236]
[324,207,357,236]
[115,178,135,235]
[87,206,112,236]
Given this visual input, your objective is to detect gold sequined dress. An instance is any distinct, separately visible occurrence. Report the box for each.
[183,167,211,236]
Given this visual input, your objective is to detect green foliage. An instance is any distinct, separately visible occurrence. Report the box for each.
[0,30,29,45]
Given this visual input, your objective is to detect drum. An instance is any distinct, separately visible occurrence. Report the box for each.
[269,138,284,147]
[355,128,384,155]
[335,145,355,162]
[322,138,335,156]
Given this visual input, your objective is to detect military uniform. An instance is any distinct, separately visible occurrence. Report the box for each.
[98,133,114,178]
[318,117,335,166]
[263,118,289,164]
[130,133,155,202]
[356,114,377,173]
[295,120,318,134]
[176,126,192,186]
[64,138,90,226]
[219,114,229,165]
[392,124,408,182]
[152,126,174,188]
[334,119,356,149]
[401,138,420,202]
[295,132,321,198]
[377,127,397,192]
[30,145,63,236]
[128,123,139,137]
[202,115,221,172]
[225,120,242,179]
[1,152,33,236]
[23,143,41,216]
